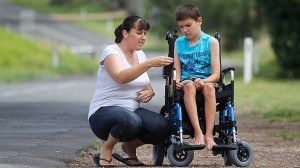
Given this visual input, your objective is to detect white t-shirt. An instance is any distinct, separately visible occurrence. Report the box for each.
[88,44,150,119]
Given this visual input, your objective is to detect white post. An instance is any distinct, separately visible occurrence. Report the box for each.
[244,37,253,85]
[80,7,87,21]
[253,45,260,74]
[52,49,59,68]
[106,19,113,34]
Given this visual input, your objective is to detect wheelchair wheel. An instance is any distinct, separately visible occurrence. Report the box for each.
[153,140,165,166]
[167,143,194,167]
[229,141,254,167]
[223,150,233,166]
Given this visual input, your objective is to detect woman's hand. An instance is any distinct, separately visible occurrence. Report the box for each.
[148,56,173,67]
[137,88,155,103]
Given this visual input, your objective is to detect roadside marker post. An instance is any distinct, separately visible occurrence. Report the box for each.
[244,37,253,85]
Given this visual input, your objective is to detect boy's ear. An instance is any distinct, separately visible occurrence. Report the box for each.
[197,17,202,24]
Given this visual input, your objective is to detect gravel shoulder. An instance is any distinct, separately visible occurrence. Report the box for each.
[68,113,300,168]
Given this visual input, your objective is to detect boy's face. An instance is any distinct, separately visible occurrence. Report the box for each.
[177,17,202,40]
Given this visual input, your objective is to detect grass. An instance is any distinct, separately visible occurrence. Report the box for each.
[267,131,299,141]
[90,138,102,151]
[235,78,300,122]
[0,27,97,83]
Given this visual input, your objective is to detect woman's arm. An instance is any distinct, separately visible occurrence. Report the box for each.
[104,54,173,84]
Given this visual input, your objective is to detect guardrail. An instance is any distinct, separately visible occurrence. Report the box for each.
[50,10,127,21]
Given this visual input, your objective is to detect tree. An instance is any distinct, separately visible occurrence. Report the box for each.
[145,0,260,51]
[257,0,300,78]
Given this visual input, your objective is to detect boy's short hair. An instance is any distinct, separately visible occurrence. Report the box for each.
[176,3,201,21]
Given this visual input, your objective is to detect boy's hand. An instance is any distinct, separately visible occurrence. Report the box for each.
[194,78,205,91]
[176,82,184,90]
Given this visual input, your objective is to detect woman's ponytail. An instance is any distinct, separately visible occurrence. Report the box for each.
[114,24,123,43]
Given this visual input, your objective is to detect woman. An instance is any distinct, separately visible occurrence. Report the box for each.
[88,15,173,166]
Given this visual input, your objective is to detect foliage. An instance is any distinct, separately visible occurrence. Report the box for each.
[145,0,261,51]
[256,0,300,78]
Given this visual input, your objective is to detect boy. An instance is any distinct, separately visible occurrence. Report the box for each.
[174,3,220,151]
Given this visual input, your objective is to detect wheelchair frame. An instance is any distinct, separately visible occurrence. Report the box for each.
[152,31,254,167]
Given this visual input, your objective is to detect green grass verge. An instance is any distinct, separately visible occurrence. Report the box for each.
[0,27,97,83]
[267,131,299,141]
[235,78,300,122]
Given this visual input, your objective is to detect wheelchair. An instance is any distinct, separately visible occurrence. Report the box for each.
[152,31,254,167]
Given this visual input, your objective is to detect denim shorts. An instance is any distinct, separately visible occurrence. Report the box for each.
[89,106,170,144]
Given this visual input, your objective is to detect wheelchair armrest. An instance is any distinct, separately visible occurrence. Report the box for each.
[220,67,235,85]
[222,67,235,75]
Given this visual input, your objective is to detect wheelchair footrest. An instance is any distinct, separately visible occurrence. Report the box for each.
[178,143,206,151]
[212,144,237,150]
[212,144,238,155]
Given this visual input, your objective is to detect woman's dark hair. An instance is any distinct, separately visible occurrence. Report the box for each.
[114,15,150,43]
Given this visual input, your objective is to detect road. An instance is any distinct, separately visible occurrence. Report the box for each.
[0,76,95,168]
[0,68,167,168]
[0,0,111,56]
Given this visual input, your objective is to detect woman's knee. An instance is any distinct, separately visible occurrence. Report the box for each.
[90,106,142,142]
[112,110,142,141]
[135,108,170,144]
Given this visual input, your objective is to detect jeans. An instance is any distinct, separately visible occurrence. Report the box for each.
[89,106,170,144]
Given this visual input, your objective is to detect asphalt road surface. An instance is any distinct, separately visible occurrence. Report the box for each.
[0,68,167,168]
[0,76,96,168]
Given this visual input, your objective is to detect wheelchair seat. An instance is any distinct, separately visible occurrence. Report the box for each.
[175,83,232,106]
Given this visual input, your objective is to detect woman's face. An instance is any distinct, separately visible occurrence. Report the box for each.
[177,17,202,40]
[125,23,147,50]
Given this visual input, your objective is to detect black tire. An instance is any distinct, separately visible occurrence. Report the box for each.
[223,150,233,166]
[153,140,166,166]
[167,143,194,167]
[229,141,254,167]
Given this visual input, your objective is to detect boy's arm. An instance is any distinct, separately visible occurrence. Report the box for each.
[203,37,220,83]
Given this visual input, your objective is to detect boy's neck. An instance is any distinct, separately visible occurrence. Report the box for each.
[188,31,202,45]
